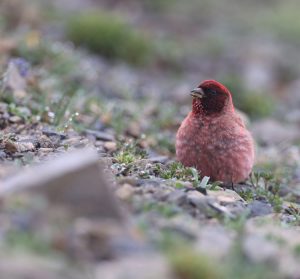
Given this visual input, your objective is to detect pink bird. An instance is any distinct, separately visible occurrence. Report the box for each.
[176,80,254,184]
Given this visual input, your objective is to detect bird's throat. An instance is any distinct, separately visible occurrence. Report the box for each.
[192,98,205,115]
[192,96,231,116]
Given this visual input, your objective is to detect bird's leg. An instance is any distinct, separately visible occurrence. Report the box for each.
[219,180,234,190]
[230,175,235,191]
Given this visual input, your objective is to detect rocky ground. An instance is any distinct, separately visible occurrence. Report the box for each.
[1,0,300,278]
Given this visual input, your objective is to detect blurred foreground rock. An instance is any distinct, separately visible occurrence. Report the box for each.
[0,150,173,278]
[245,215,300,278]
[95,254,173,279]
[1,148,123,220]
[196,224,234,259]
[0,254,86,279]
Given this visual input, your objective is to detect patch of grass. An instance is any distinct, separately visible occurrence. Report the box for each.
[16,37,78,73]
[142,202,179,218]
[259,0,300,46]
[155,162,221,190]
[8,103,31,121]
[293,245,300,258]
[237,92,275,119]
[168,246,220,279]
[6,38,86,129]
[5,230,52,255]
[67,11,152,66]
[114,141,147,164]
[154,162,222,191]
[249,170,283,213]
[221,75,276,119]
[238,189,254,202]
[155,161,195,181]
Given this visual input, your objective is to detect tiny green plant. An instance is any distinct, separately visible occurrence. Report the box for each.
[114,141,147,164]
[198,176,210,189]
[249,170,283,213]
[156,162,198,182]
[190,168,200,187]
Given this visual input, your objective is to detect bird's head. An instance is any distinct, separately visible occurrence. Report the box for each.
[190,80,233,116]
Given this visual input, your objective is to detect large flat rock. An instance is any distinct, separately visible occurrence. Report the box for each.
[1,148,123,220]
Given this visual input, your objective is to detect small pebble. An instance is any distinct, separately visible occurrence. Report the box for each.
[104,141,117,152]
[116,184,135,201]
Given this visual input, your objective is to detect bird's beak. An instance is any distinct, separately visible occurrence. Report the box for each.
[190,88,205,98]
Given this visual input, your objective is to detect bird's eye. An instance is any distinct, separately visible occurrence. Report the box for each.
[209,89,217,95]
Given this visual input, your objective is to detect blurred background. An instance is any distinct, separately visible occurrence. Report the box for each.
[2,0,300,118]
[1,0,300,278]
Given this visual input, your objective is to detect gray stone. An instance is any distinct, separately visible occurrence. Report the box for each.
[9,115,22,123]
[248,200,273,217]
[167,190,186,204]
[103,141,117,152]
[4,140,35,153]
[225,201,247,216]
[4,60,26,92]
[1,149,123,220]
[186,190,206,207]
[148,156,169,164]
[85,129,115,141]
[185,191,232,217]
[207,189,244,205]
[115,183,135,201]
[42,129,66,140]
[208,201,235,219]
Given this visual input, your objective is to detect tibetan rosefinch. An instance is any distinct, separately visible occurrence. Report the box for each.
[176,80,254,184]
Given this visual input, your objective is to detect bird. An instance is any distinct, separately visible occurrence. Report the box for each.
[176,80,254,184]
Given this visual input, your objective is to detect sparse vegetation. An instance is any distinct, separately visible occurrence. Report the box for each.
[259,0,300,45]
[221,76,276,119]
[1,0,300,278]
[294,245,300,258]
[155,162,195,180]
[114,141,147,164]
[67,11,152,66]
[168,245,220,279]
